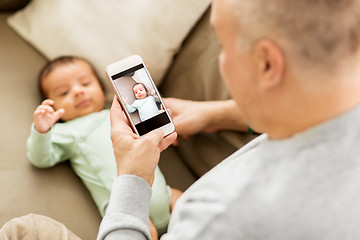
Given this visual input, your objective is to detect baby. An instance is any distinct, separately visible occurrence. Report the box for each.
[125,83,164,122]
[26,56,181,237]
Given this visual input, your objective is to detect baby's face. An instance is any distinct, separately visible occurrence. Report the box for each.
[41,59,106,121]
[133,84,147,99]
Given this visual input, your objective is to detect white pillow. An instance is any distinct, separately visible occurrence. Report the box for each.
[7,0,210,88]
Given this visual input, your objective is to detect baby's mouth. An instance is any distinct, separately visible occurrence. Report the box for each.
[76,99,91,108]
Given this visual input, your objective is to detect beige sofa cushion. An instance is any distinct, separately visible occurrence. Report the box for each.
[7,0,210,92]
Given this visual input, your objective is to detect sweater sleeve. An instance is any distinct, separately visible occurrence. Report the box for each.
[97,175,152,240]
[126,102,138,113]
[26,123,76,168]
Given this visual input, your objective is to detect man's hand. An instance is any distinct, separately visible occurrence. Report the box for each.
[163,98,216,141]
[110,96,177,185]
[33,99,65,133]
[163,98,249,145]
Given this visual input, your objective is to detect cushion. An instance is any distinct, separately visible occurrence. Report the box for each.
[7,0,210,90]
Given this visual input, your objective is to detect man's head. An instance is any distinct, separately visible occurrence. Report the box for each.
[39,56,106,121]
[211,0,360,138]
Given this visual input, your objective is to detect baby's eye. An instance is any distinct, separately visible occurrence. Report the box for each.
[59,91,68,96]
[82,81,91,86]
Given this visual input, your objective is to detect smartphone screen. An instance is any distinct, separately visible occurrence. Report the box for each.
[110,63,172,136]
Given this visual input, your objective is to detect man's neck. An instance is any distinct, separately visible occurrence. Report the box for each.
[268,60,360,140]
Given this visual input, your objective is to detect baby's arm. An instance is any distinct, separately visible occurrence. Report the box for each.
[126,102,138,113]
[121,97,137,113]
[28,99,73,168]
[34,99,65,133]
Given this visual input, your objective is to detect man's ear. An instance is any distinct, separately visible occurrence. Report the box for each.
[254,39,285,90]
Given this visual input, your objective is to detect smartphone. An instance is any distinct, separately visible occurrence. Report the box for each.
[106,55,175,137]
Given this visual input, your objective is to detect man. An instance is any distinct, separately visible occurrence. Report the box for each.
[98,0,360,239]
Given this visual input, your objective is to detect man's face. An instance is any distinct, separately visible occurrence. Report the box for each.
[211,0,258,125]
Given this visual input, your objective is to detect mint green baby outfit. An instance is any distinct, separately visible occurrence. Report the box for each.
[27,109,171,234]
[126,95,160,121]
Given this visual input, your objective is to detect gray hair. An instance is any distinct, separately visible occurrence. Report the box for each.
[230,0,360,67]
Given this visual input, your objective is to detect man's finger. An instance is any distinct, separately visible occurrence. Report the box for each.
[110,95,139,138]
[143,129,165,146]
[110,96,125,121]
[159,132,177,152]
[141,129,177,153]
[110,96,131,128]
[167,108,173,117]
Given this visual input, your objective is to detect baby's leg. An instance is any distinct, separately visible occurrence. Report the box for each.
[149,219,159,240]
[150,166,171,236]
[170,188,183,211]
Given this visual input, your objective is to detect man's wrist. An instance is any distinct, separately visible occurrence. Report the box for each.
[205,100,244,132]
[117,170,153,186]
[108,175,152,217]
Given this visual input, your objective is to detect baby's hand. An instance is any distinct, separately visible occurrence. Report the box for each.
[33,99,65,133]
[150,89,156,96]
[122,96,128,104]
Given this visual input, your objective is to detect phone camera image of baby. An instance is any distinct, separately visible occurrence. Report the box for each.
[106,55,175,136]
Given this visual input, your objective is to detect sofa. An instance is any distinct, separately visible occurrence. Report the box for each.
[0,1,256,239]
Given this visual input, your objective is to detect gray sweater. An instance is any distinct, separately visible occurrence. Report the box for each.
[98,104,360,240]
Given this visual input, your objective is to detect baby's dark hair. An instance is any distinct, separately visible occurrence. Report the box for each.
[38,56,106,100]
